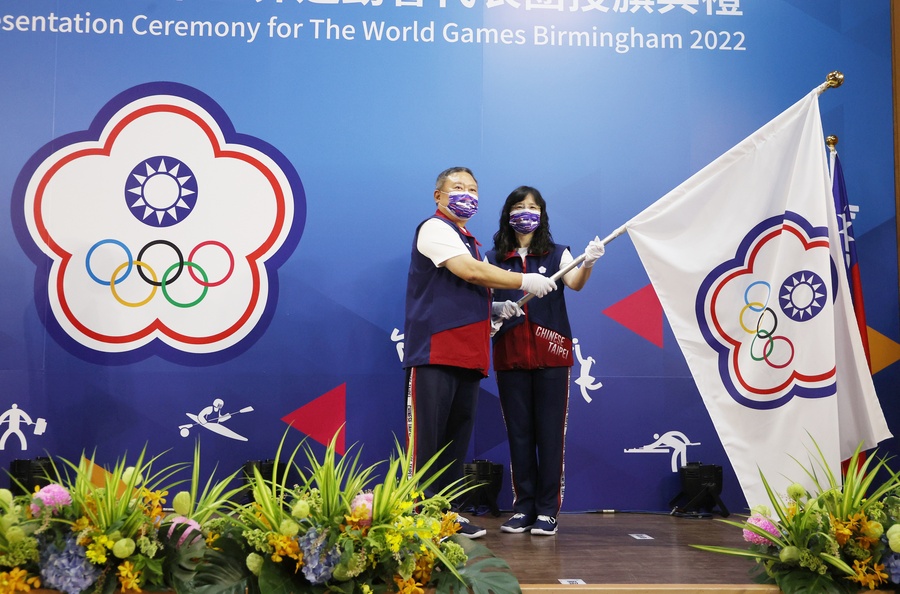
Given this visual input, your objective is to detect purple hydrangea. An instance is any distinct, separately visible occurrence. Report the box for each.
[298,527,340,585]
[742,514,781,546]
[884,550,900,584]
[40,534,101,594]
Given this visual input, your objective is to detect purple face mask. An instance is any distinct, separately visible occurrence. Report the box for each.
[446,191,478,220]
[509,209,541,234]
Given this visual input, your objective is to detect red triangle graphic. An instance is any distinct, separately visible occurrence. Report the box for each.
[281,384,346,455]
[602,284,664,348]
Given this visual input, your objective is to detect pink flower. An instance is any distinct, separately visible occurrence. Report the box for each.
[350,492,374,527]
[743,514,781,545]
[30,484,71,516]
[166,516,202,547]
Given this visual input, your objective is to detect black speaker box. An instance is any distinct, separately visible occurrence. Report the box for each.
[9,457,53,496]
[460,459,502,516]
[669,462,729,517]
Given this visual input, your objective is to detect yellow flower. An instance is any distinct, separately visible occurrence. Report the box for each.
[0,567,41,592]
[849,558,888,590]
[394,576,425,594]
[385,529,403,553]
[117,560,143,593]
[86,535,113,564]
[72,516,91,533]
[855,514,881,550]
[205,531,221,548]
[832,514,857,547]
[439,512,461,539]
[412,550,435,584]
[344,505,372,534]
[268,533,303,573]
[141,488,167,523]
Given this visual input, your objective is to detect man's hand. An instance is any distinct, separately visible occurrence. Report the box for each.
[520,273,557,298]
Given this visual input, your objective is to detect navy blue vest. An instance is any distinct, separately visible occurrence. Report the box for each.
[485,244,572,341]
[403,215,490,370]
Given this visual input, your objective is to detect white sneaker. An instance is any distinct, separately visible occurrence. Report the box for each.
[530,515,558,535]
[456,515,486,539]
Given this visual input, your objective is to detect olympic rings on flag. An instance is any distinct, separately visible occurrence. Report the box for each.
[740,282,794,369]
[86,238,234,308]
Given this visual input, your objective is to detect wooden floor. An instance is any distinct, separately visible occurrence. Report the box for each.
[466,511,782,594]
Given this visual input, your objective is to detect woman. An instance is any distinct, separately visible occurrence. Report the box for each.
[486,185,604,536]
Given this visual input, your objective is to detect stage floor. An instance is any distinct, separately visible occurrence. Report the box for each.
[466,511,780,593]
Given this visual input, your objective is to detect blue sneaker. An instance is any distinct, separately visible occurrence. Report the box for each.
[500,513,535,533]
[530,515,558,535]
[456,515,486,539]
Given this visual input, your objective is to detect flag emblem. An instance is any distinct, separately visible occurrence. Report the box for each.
[698,212,837,410]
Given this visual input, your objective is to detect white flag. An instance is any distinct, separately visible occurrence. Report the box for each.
[625,86,891,508]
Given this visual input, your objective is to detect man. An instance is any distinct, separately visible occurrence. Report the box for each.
[404,167,556,538]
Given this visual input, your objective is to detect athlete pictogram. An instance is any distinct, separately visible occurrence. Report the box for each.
[573,338,602,403]
[0,404,47,451]
[391,328,405,362]
[179,398,254,441]
[624,431,701,473]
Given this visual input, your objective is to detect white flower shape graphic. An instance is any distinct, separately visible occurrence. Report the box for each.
[697,214,837,410]
[21,84,303,354]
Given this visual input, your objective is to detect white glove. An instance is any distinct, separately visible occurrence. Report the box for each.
[519,273,557,298]
[583,236,605,268]
[492,300,524,320]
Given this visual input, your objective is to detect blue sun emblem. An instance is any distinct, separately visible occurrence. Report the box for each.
[779,270,826,322]
[125,156,197,227]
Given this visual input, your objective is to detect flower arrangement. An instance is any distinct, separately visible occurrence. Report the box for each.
[189,432,521,594]
[693,439,900,594]
[0,441,244,594]
[0,433,520,594]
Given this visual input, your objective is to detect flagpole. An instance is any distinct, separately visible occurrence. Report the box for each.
[516,224,627,307]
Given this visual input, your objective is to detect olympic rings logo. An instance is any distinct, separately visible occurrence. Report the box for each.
[739,280,794,370]
[85,239,234,308]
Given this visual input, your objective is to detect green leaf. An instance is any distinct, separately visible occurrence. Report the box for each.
[434,536,522,594]
[259,556,311,593]
[773,569,855,594]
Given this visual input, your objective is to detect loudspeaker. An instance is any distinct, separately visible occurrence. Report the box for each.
[459,459,502,516]
[241,459,288,503]
[669,462,729,517]
[9,457,53,496]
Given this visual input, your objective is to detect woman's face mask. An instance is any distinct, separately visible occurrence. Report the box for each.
[509,208,541,234]
[446,191,478,220]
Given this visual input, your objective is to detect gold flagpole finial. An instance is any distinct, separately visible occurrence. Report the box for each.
[826,135,838,149]
[825,71,844,88]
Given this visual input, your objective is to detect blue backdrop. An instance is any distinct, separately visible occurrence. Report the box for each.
[0,0,897,515]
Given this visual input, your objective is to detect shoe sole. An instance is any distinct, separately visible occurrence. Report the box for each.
[530,528,557,535]
[500,525,533,533]
[457,529,487,539]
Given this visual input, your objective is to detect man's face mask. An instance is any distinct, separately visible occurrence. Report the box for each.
[446,191,478,220]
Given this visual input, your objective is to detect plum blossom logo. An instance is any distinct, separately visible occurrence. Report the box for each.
[17,82,304,355]
[696,212,837,410]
